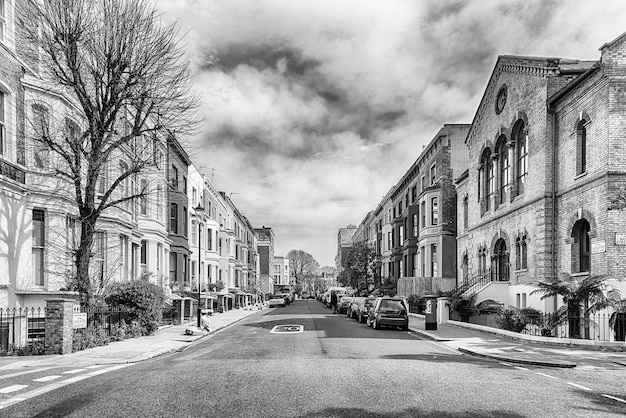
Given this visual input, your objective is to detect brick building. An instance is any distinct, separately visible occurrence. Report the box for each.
[457,33,626,312]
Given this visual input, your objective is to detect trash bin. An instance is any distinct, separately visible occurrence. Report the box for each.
[424,294,438,331]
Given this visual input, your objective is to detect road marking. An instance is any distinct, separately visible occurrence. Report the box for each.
[0,367,60,380]
[0,364,133,411]
[32,375,62,383]
[536,372,557,380]
[566,382,592,391]
[62,368,87,374]
[499,362,513,367]
[85,365,106,369]
[0,384,28,394]
[513,366,529,371]
[602,394,626,404]
[270,324,304,334]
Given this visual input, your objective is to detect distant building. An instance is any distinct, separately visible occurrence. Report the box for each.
[273,256,290,287]
[254,226,275,295]
[335,225,357,275]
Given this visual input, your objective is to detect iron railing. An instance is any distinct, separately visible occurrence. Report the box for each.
[0,307,46,352]
[462,267,509,296]
[499,311,626,342]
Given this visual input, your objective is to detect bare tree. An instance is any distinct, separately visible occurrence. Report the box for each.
[286,250,319,294]
[26,0,199,306]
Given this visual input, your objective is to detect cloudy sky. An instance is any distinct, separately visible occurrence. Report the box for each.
[155,0,626,266]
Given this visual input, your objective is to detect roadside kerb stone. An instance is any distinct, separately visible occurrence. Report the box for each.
[456,347,577,368]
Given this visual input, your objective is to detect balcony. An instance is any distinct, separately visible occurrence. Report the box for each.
[0,159,26,184]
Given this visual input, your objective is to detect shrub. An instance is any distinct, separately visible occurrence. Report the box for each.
[105,281,165,335]
[497,306,543,333]
[110,322,128,342]
[72,328,110,352]
[407,294,426,314]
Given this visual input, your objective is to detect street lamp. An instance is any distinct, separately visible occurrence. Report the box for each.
[195,204,204,328]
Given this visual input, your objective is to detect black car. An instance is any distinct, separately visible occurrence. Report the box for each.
[367,297,409,330]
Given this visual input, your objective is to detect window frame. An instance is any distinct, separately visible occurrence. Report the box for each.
[430,197,439,225]
[32,209,45,286]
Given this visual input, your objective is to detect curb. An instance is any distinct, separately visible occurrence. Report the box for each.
[409,325,577,368]
[457,347,577,368]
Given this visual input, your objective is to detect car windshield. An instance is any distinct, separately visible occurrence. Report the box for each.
[379,300,406,310]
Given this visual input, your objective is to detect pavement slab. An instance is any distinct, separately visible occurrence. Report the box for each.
[408,314,626,369]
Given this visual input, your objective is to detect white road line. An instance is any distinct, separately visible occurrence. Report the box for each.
[566,382,592,391]
[602,394,626,404]
[32,375,62,383]
[62,368,87,374]
[0,384,28,394]
[514,366,529,371]
[536,372,557,380]
[0,364,133,411]
[0,366,60,380]
[85,365,106,369]
[499,362,513,367]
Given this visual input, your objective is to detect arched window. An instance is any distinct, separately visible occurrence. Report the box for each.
[497,135,509,205]
[492,238,509,281]
[572,219,590,273]
[462,195,468,230]
[462,254,468,282]
[576,119,587,175]
[480,149,493,211]
[513,121,527,196]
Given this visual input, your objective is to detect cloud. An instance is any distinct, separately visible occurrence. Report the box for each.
[157,0,626,265]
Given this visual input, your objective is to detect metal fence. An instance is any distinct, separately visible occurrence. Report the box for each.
[514,312,625,342]
[78,306,134,337]
[0,307,46,352]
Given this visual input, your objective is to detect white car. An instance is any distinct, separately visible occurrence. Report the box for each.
[269,295,286,308]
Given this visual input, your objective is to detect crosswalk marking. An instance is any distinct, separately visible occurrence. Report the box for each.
[32,375,62,383]
[0,385,28,394]
[62,369,87,374]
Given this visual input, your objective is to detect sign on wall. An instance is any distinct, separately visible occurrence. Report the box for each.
[591,239,606,254]
[616,233,626,246]
[73,313,87,329]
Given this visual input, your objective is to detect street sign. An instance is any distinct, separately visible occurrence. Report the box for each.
[73,313,87,329]
[591,239,606,254]
[270,324,304,334]
[616,233,626,245]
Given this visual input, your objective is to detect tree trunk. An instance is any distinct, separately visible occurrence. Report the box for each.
[75,215,97,308]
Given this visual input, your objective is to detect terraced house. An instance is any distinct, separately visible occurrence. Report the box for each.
[0,1,273,314]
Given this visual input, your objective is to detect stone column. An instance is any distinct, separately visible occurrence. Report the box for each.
[45,299,76,355]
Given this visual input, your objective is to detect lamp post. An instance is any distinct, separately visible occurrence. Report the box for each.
[195,204,204,328]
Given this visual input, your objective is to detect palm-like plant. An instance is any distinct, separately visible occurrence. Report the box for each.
[609,299,626,341]
[531,274,618,339]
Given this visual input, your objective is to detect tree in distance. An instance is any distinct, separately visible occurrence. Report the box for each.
[286,250,319,294]
[337,241,376,295]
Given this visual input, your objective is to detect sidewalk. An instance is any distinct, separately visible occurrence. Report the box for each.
[0,307,262,370]
[408,315,626,369]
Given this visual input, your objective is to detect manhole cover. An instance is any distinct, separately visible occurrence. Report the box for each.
[270,325,304,334]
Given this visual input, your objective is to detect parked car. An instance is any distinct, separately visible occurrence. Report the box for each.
[367,297,409,330]
[269,295,286,308]
[337,296,354,314]
[356,297,377,323]
[346,297,364,319]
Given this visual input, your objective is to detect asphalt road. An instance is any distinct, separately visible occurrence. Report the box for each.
[2,300,625,417]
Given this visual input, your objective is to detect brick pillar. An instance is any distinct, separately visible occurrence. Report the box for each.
[45,299,76,355]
